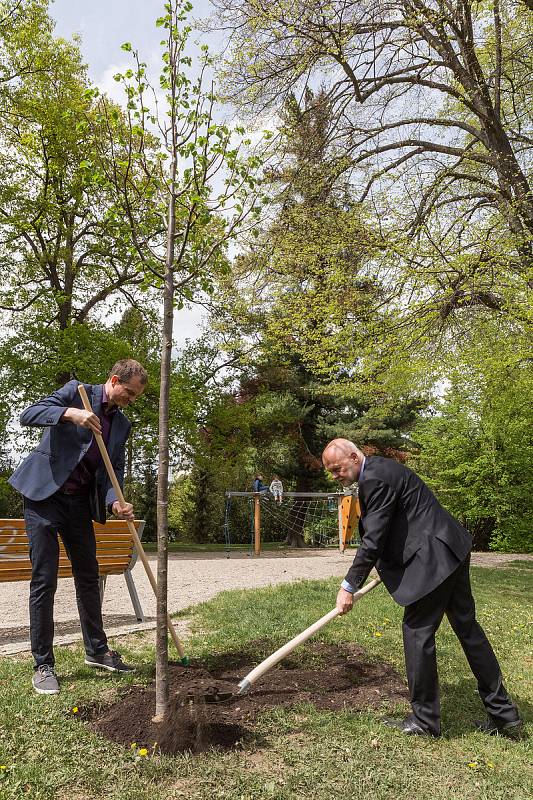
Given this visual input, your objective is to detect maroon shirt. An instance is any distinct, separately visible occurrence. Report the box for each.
[61,384,117,492]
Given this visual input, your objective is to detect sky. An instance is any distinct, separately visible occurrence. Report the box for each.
[50,0,218,78]
[49,0,221,347]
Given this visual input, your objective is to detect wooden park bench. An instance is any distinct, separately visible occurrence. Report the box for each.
[0,518,146,622]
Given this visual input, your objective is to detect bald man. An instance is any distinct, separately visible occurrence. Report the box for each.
[322,439,522,738]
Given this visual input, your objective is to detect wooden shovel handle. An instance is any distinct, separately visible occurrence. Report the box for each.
[238,577,382,693]
[77,384,186,659]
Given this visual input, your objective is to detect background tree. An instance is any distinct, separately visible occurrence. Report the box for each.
[0,1,162,400]
[412,316,532,553]
[179,88,424,547]
[0,443,21,518]
[180,351,423,548]
[210,0,532,345]
[0,0,54,108]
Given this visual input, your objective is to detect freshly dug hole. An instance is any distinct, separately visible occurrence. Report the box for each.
[89,642,408,755]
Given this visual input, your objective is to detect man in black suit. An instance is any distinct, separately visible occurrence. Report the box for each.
[322,438,522,738]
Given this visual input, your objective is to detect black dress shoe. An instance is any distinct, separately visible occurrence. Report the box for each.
[382,716,438,737]
[475,716,525,740]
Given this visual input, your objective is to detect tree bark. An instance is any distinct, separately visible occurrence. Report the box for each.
[154,109,177,723]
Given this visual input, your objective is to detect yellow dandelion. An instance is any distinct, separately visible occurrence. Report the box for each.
[468,762,478,768]
[138,748,148,757]
[487,762,494,769]
[0,766,6,771]
[374,632,383,637]
[72,706,78,714]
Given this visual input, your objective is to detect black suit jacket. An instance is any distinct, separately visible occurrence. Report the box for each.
[345,456,472,606]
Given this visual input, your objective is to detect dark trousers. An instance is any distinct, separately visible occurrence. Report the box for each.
[402,554,517,735]
[24,492,108,668]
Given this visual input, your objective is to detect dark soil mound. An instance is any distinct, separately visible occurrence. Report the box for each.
[89,642,408,755]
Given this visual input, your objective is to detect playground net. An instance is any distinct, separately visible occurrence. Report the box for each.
[223,491,360,554]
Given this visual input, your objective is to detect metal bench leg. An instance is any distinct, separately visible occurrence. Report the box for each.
[124,569,145,622]
[99,575,107,604]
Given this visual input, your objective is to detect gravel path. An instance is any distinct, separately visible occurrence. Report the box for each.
[1,550,530,657]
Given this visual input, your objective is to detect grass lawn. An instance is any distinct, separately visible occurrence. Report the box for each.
[0,562,531,800]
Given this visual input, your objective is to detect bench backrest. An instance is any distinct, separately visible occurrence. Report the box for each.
[0,519,145,583]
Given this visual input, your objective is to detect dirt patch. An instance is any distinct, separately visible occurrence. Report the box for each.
[89,642,408,755]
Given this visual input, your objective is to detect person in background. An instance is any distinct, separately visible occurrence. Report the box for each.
[269,475,284,503]
[252,474,269,493]
[9,359,147,695]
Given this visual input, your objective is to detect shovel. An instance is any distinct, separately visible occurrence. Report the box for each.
[77,384,189,664]
[237,576,381,695]
[179,577,382,706]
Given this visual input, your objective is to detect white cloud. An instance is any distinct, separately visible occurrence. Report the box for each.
[173,304,207,348]
[96,62,133,104]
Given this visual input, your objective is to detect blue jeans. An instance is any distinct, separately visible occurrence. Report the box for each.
[24,492,108,668]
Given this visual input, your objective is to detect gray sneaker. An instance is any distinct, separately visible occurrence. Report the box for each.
[32,664,59,695]
[84,649,135,673]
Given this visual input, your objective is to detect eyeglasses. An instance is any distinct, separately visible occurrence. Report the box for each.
[116,379,143,399]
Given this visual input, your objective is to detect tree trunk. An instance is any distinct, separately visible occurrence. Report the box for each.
[192,469,210,543]
[284,503,307,547]
[154,145,177,721]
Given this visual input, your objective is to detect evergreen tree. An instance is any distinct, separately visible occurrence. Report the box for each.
[182,89,427,546]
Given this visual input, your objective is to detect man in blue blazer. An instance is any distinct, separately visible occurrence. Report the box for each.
[9,359,147,694]
[322,438,522,738]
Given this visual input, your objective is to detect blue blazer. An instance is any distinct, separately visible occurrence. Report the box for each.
[9,381,132,524]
